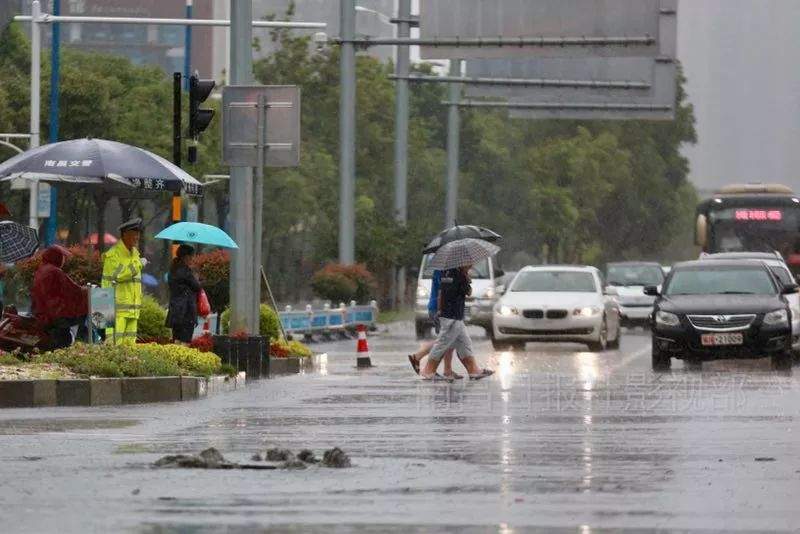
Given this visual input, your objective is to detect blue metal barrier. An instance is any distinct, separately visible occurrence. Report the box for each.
[278,301,379,337]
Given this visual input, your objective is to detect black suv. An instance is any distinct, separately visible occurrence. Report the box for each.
[647,260,797,371]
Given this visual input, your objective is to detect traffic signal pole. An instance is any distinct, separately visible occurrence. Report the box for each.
[28,1,41,230]
[172,72,182,256]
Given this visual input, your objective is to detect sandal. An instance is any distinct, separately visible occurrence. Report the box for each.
[443,372,464,380]
[407,354,420,375]
[421,373,454,383]
[468,369,494,381]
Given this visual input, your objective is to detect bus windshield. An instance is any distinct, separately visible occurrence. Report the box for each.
[708,206,800,254]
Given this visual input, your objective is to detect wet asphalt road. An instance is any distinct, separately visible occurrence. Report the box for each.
[1,323,800,533]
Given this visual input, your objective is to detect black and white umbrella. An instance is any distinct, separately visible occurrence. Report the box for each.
[429,238,500,271]
[422,224,502,253]
[0,138,203,197]
[0,221,39,263]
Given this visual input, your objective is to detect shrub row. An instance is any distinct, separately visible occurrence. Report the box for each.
[35,343,222,378]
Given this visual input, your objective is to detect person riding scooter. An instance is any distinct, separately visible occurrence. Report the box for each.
[31,245,88,349]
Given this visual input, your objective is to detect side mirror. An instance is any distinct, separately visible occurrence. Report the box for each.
[496,284,506,296]
[604,286,618,297]
[644,285,660,297]
[494,268,505,278]
[782,283,800,295]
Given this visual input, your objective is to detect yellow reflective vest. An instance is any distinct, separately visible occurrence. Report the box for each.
[101,242,143,319]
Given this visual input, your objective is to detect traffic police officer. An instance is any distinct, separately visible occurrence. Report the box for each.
[102,218,146,344]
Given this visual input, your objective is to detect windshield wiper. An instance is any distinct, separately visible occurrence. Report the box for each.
[717,291,755,295]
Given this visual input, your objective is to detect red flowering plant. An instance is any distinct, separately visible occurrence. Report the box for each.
[269,341,289,358]
[190,250,230,313]
[189,332,215,352]
[311,263,377,304]
[4,245,101,303]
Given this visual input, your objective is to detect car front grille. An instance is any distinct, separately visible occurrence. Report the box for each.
[523,309,544,319]
[546,310,568,319]
[687,314,756,332]
[500,327,593,336]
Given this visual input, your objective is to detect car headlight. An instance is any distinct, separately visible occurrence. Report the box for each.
[764,308,789,326]
[496,304,519,316]
[655,311,680,327]
[416,286,429,299]
[573,306,601,317]
[483,287,495,299]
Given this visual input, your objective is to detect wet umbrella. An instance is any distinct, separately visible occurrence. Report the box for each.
[82,232,117,246]
[0,138,203,197]
[154,222,238,249]
[422,224,502,253]
[429,238,500,271]
[0,221,39,263]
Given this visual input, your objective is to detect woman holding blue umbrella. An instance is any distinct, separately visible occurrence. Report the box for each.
[165,244,202,344]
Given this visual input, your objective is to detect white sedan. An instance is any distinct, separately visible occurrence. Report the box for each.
[492,265,622,352]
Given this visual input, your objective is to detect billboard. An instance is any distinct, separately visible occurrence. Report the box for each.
[420,0,667,59]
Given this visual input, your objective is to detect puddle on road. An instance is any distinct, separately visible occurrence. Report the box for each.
[0,418,139,435]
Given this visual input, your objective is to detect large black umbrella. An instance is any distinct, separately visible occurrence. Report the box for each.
[422,224,502,253]
[0,221,39,263]
[0,138,203,197]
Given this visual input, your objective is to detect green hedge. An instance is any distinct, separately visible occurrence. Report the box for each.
[138,295,172,341]
[37,343,222,378]
[220,304,281,340]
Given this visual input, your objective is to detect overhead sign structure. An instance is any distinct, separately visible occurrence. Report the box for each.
[222,85,301,168]
[459,0,678,120]
[420,0,665,59]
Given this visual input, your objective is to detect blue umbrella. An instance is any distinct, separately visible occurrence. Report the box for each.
[141,273,159,287]
[155,222,238,249]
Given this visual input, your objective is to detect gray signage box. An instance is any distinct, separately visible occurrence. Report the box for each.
[222,85,301,168]
[420,0,666,59]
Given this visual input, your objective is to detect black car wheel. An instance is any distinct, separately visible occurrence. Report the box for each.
[652,343,671,371]
[772,351,792,371]
[588,318,608,352]
[607,323,621,350]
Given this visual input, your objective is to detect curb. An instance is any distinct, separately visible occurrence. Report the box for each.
[0,372,247,409]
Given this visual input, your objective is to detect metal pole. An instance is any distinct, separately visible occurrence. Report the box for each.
[45,0,60,246]
[445,60,461,228]
[28,0,41,230]
[338,0,356,264]
[253,93,266,334]
[229,0,256,334]
[183,0,192,90]
[172,72,182,258]
[14,14,326,29]
[393,0,410,308]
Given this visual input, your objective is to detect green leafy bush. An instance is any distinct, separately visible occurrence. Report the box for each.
[220,304,281,340]
[138,295,172,342]
[271,338,313,358]
[311,263,377,304]
[36,342,221,377]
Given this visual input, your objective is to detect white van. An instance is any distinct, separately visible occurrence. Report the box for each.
[414,253,503,339]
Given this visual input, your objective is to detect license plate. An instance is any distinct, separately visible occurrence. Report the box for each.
[701,333,743,346]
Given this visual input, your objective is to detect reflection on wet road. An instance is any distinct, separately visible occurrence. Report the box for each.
[1,323,799,532]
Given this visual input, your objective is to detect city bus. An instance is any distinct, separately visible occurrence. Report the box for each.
[695,183,800,274]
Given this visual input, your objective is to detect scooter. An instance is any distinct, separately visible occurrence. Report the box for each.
[0,305,54,353]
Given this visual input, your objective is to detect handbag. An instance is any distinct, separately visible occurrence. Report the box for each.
[196,289,211,317]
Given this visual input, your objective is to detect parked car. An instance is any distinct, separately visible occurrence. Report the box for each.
[649,259,796,371]
[605,261,666,328]
[492,265,621,352]
[698,251,800,353]
[414,254,502,339]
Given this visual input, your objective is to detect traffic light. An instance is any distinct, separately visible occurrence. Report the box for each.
[188,74,215,139]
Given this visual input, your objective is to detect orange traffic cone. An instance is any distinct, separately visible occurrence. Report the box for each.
[356,324,373,368]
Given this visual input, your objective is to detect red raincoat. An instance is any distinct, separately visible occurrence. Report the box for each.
[32,246,87,325]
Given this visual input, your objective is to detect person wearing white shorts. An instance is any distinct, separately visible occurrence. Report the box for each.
[420,264,493,381]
